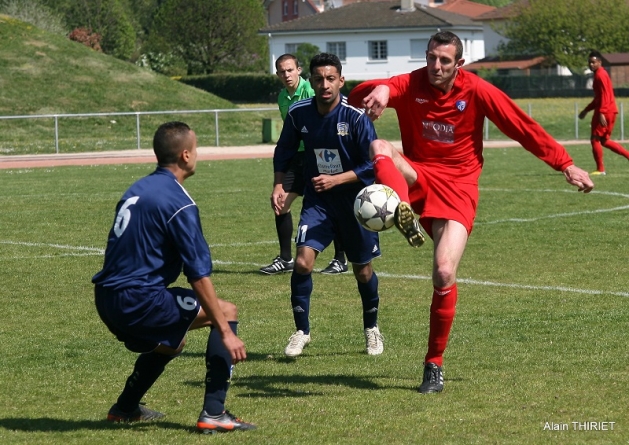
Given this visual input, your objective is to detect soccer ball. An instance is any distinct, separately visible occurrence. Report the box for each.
[353,184,400,232]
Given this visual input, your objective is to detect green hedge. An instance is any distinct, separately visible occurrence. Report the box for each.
[179,74,364,103]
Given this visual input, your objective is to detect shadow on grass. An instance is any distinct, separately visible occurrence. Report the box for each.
[183,372,384,398]
[0,418,194,433]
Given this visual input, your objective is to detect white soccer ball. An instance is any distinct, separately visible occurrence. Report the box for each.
[354,184,400,232]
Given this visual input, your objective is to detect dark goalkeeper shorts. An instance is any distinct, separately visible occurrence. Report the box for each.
[283,151,306,195]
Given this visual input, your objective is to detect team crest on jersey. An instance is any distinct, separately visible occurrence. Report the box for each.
[337,122,349,136]
[456,100,467,112]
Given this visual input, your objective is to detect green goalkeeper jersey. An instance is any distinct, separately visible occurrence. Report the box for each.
[277,77,314,152]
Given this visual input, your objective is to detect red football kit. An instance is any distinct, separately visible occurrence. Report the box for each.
[581,66,629,172]
[583,66,618,139]
[349,68,574,236]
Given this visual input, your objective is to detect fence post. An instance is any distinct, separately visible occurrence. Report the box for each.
[54,115,59,154]
[136,113,141,149]
[215,111,219,146]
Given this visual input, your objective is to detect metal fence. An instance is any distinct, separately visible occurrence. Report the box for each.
[0,107,275,154]
[0,102,626,155]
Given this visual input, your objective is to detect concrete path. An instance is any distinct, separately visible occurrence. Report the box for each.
[0,140,587,169]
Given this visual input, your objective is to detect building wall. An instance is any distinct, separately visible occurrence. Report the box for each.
[610,66,629,87]
[480,22,506,56]
[268,28,484,80]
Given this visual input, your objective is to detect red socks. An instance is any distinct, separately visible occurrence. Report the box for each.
[425,284,458,367]
[591,140,604,172]
[372,154,410,203]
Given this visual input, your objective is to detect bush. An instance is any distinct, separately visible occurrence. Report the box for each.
[179,75,365,103]
[180,74,284,103]
[68,27,102,52]
[0,0,67,34]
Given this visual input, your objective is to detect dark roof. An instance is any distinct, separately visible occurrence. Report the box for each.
[602,53,629,65]
[259,1,476,34]
[464,55,546,71]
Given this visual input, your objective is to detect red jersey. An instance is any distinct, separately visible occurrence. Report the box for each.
[348,68,574,185]
[583,66,617,115]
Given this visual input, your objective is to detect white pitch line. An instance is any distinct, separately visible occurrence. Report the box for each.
[477,188,629,225]
[1,247,625,298]
[477,204,629,225]
[376,272,629,298]
[0,240,104,252]
[0,252,103,260]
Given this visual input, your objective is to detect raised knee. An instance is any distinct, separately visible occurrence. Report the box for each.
[370,139,395,158]
[223,301,238,320]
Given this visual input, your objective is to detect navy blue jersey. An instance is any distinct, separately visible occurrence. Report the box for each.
[92,167,212,290]
[273,95,376,198]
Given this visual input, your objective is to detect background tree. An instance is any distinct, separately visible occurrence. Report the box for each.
[497,0,629,72]
[147,0,267,75]
[294,43,320,79]
[42,0,136,61]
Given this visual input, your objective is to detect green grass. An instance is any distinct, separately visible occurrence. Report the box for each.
[1,144,628,444]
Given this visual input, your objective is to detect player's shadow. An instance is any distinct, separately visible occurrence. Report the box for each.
[0,417,191,433]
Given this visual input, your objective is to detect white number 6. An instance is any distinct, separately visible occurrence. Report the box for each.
[177,295,197,311]
[113,196,140,237]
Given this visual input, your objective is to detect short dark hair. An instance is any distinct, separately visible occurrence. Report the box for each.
[275,53,300,71]
[428,31,463,61]
[152,121,191,166]
[309,52,342,76]
[588,50,603,61]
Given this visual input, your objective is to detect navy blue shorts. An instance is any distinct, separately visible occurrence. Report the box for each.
[297,189,380,265]
[94,285,200,353]
[283,151,306,195]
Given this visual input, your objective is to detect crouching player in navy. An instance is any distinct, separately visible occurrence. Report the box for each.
[271,53,384,357]
[92,122,255,433]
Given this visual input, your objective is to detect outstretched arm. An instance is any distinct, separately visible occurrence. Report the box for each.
[562,165,594,193]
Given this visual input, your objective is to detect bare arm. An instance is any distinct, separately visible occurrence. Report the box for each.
[311,170,359,192]
[271,171,286,215]
[190,277,247,363]
[360,85,391,121]
[562,165,594,193]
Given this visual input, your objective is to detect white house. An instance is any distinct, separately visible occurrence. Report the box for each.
[259,0,485,80]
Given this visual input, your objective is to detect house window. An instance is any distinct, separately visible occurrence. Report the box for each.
[293,0,298,15]
[285,43,301,54]
[369,41,387,60]
[283,1,288,16]
[327,42,346,61]
[410,39,428,60]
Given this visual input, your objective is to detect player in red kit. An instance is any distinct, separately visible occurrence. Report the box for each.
[348,31,594,394]
[579,50,629,175]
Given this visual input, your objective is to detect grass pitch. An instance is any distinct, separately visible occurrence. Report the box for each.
[0,144,628,444]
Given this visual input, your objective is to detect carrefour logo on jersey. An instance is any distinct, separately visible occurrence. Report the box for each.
[314,148,343,175]
[422,120,455,143]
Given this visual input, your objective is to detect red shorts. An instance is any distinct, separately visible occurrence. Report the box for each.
[406,160,478,239]
[592,112,617,139]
